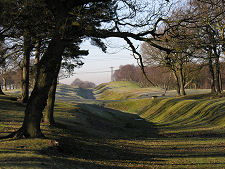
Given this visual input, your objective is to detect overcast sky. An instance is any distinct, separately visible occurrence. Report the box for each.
[60,38,139,85]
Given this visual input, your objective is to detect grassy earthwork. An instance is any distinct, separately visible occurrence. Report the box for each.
[1,82,225,168]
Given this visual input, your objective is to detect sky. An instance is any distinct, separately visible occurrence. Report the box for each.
[60,38,140,85]
[59,0,175,86]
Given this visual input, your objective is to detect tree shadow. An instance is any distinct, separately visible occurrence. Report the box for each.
[26,102,164,168]
[0,96,25,111]
[56,86,96,100]
[2,144,225,169]
[35,125,225,168]
[2,96,225,168]
[0,96,25,125]
[65,103,160,139]
[0,155,148,169]
[19,102,159,167]
[76,87,96,99]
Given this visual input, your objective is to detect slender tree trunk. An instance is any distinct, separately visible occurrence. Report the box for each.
[0,85,5,95]
[33,40,41,87]
[35,40,41,64]
[43,62,61,125]
[184,78,193,89]
[219,73,223,92]
[208,50,216,94]
[193,83,197,89]
[177,66,186,96]
[13,34,66,138]
[173,71,181,96]
[214,48,222,94]
[21,31,33,103]
[3,77,7,91]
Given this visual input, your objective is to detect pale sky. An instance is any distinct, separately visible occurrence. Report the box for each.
[60,38,140,85]
[59,0,174,86]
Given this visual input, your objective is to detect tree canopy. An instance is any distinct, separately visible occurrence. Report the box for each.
[1,0,224,138]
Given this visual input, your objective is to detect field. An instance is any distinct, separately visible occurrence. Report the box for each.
[1,81,225,168]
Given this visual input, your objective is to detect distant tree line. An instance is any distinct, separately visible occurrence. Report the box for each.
[114,63,225,91]
[0,69,21,90]
[71,78,96,89]
[0,58,40,92]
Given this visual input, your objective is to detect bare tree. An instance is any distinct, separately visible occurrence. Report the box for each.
[188,0,225,94]
[1,0,179,138]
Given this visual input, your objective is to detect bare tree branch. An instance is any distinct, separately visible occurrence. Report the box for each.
[123,37,157,87]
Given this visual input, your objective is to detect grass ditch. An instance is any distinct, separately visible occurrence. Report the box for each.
[105,93,225,137]
[2,82,225,168]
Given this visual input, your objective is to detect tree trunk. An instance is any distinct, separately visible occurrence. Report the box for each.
[214,48,222,94]
[184,78,193,89]
[173,71,181,96]
[219,72,223,92]
[21,31,33,103]
[193,83,197,89]
[208,50,216,94]
[177,66,186,96]
[14,34,66,138]
[33,40,41,87]
[35,40,41,64]
[0,85,5,95]
[3,77,7,91]
[43,62,61,125]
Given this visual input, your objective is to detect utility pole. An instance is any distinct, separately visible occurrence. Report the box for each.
[110,67,114,82]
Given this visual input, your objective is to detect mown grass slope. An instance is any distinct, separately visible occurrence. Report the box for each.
[94,81,210,100]
[96,82,225,168]
[1,82,225,168]
[94,81,165,100]
[101,83,225,137]
[106,94,225,136]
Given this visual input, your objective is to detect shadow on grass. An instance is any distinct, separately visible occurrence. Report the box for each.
[2,151,225,169]
[68,103,159,139]
[36,132,225,168]
[77,87,96,99]
[0,96,25,123]
[0,96,24,110]
[32,103,163,168]
[56,86,96,100]
[2,96,225,168]
[0,155,145,169]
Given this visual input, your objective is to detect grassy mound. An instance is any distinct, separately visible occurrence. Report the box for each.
[106,93,225,136]
[56,84,96,100]
[94,81,163,100]
[2,83,225,168]
[94,81,210,100]
[4,84,96,101]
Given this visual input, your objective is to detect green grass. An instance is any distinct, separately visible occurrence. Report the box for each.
[94,81,211,100]
[0,94,157,168]
[103,93,225,168]
[105,93,225,137]
[2,82,225,168]
[94,81,164,100]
